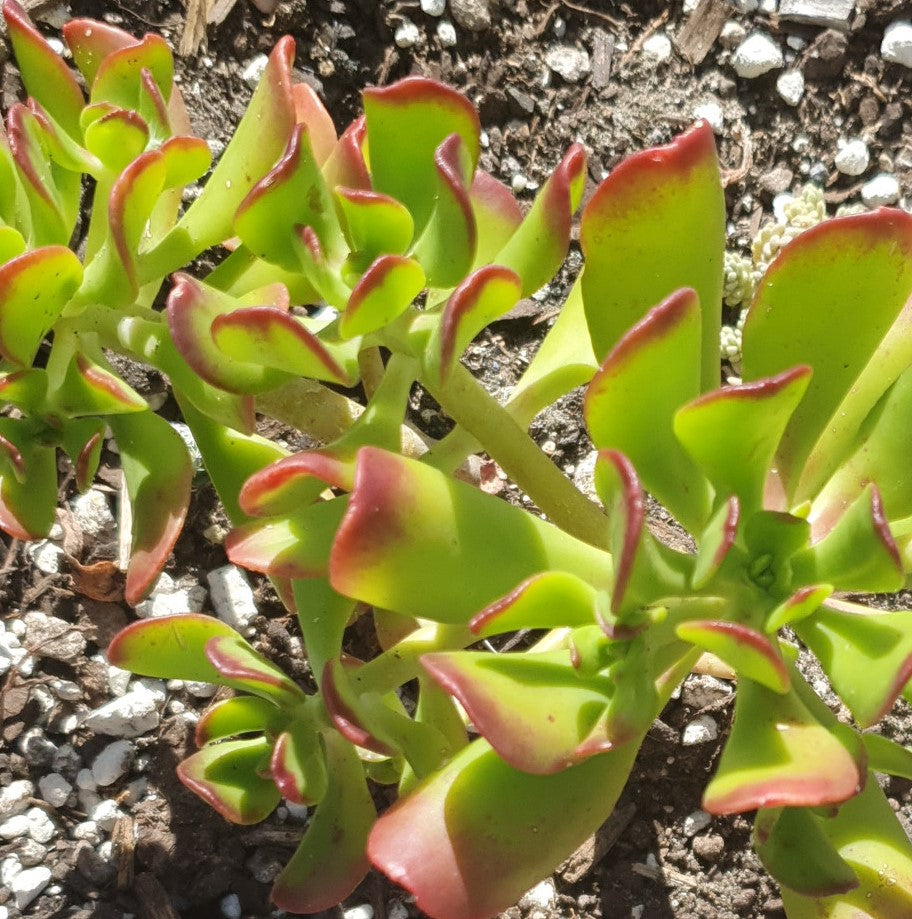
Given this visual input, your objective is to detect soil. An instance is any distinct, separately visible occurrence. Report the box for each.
[3,1,912,918]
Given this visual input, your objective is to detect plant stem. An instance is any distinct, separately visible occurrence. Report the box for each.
[422,363,610,550]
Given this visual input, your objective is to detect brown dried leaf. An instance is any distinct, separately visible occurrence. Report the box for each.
[67,557,125,603]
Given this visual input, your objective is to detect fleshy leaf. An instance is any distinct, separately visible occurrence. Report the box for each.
[469,571,599,637]
[363,77,480,234]
[0,246,82,365]
[107,614,240,683]
[90,34,173,109]
[703,678,863,815]
[63,18,138,86]
[330,447,612,623]
[339,255,425,339]
[585,289,711,533]
[742,210,912,502]
[0,419,56,539]
[469,170,523,269]
[52,353,148,417]
[494,143,586,297]
[195,696,285,746]
[109,411,191,605]
[791,485,903,593]
[178,736,280,825]
[675,621,790,693]
[321,116,370,191]
[797,599,912,728]
[292,82,336,164]
[335,187,414,270]
[754,807,859,897]
[765,584,832,634]
[61,418,105,493]
[271,732,374,913]
[84,109,150,172]
[580,120,724,386]
[206,634,308,708]
[321,658,397,757]
[862,733,912,781]
[692,496,740,590]
[427,265,522,383]
[271,720,329,806]
[675,367,812,515]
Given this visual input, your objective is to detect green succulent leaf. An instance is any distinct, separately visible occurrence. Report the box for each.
[63,17,137,85]
[205,634,308,708]
[692,496,740,590]
[321,116,369,191]
[339,255,425,339]
[291,82,337,164]
[178,736,280,825]
[335,187,414,269]
[742,210,912,503]
[270,720,329,806]
[0,368,46,412]
[195,696,285,746]
[469,170,523,269]
[580,120,724,386]
[84,109,150,172]
[90,33,173,109]
[862,733,912,781]
[52,353,148,417]
[109,411,192,605]
[585,288,711,533]
[0,418,56,540]
[764,584,833,634]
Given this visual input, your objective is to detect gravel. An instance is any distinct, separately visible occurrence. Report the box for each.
[681,714,719,745]
[545,45,591,82]
[861,172,901,206]
[83,685,161,737]
[92,739,134,787]
[208,564,258,632]
[449,0,490,32]
[38,773,73,807]
[731,32,784,78]
[882,20,912,68]
[12,865,52,910]
[776,69,805,105]
[834,137,870,176]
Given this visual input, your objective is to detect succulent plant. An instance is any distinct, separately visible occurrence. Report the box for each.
[7,3,912,917]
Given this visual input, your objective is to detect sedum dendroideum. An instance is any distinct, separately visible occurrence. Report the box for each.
[6,2,912,916]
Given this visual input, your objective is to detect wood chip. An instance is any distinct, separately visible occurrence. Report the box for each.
[675,0,729,66]
[179,0,211,57]
[633,860,703,889]
[112,816,135,891]
[207,0,239,26]
[134,873,179,919]
[591,28,615,90]
[559,803,637,883]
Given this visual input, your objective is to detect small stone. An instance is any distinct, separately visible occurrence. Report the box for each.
[73,820,102,844]
[681,714,718,745]
[779,0,854,30]
[27,540,63,574]
[71,490,116,538]
[0,814,30,840]
[343,906,374,919]
[683,0,699,10]
[23,611,86,661]
[719,21,746,50]
[26,807,56,843]
[519,879,556,910]
[732,33,784,79]
[54,679,82,701]
[38,774,73,808]
[76,841,115,886]
[420,0,446,14]
[511,173,528,194]
[135,572,207,619]
[185,680,217,698]
[572,451,600,505]
[692,833,725,863]
[642,32,672,64]
[835,138,870,176]
[83,686,161,738]
[394,20,421,48]
[208,565,258,632]
[19,728,58,768]
[12,865,51,910]
[449,0,490,31]
[681,674,733,709]
[241,54,269,90]
[683,809,712,837]
[436,20,457,46]
[862,173,901,207]
[693,101,724,134]
[776,69,805,106]
[76,769,98,792]
[882,20,912,68]
[15,839,47,868]
[0,781,35,820]
[387,902,409,919]
[91,799,125,832]
[545,45,591,82]
[106,661,133,696]
[221,893,243,919]
[92,740,134,787]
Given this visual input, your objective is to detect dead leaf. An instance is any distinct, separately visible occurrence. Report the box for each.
[67,556,126,603]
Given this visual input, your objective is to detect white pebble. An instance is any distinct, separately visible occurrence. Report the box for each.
[520,879,557,909]
[91,799,125,832]
[420,0,446,14]
[862,173,901,207]
[186,680,217,698]
[241,54,269,90]
[511,173,528,194]
[221,893,242,919]
[76,769,97,792]
[135,572,207,619]
[642,32,672,64]
[682,714,719,745]
[71,490,115,537]
[882,20,912,68]
[776,69,805,106]
[208,565,258,632]
[545,45,591,82]
[387,902,409,919]
[0,780,34,820]
[344,906,374,919]
[92,740,134,787]
[693,101,724,134]
[16,839,46,868]
[38,774,72,808]
[719,21,746,50]
[12,865,51,910]
[72,821,102,845]
[0,814,30,839]
[27,540,63,574]
[683,809,712,837]
[26,807,56,843]
[835,138,870,176]
[437,20,457,46]
[394,20,421,48]
[53,679,82,701]
[83,686,161,738]
[732,32,784,78]
[681,675,733,709]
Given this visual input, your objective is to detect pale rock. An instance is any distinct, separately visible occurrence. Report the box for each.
[545,45,590,82]
[835,138,870,176]
[681,674,733,709]
[642,32,672,64]
[682,714,719,745]
[394,20,421,48]
[343,906,374,919]
[26,807,57,843]
[76,768,98,792]
[0,780,35,819]
[436,20,456,45]
[787,35,808,51]
[719,21,746,50]
[221,893,243,919]
[78,788,102,814]
[0,906,6,919]
[241,54,269,90]
[208,565,258,631]
[132,677,167,704]
[83,685,161,737]
[683,809,712,837]
[732,0,759,9]
[72,821,102,845]
[27,540,63,574]
[16,839,47,868]
[511,173,528,194]
[862,173,901,207]
[776,69,805,105]
[71,489,115,538]
[23,611,86,660]
[387,902,410,919]
[285,801,310,821]
[12,865,51,909]
[449,0,490,31]
[135,572,207,619]
[53,679,82,701]
[186,680,217,698]
[91,799,125,832]
[38,773,72,807]
[683,0,699,10]
[92,739,134,787]
[631,908,645,919]
[1,854,22,886]
[693,101,724,134]
[520,879,557,909]
[882,20,912,68]
[572,451,600,505]
[0,629,27,676]
[731,32,784,78]
[780,0,853,29]
[420,0,446,14]
[0,814,30,839]
[759,0,776,10]
[106,660,133,696]
[122,778,148,805]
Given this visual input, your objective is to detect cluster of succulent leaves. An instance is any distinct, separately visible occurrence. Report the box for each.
[8,1,912,916]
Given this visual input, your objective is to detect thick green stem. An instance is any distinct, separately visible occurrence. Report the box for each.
[422,362,610,550]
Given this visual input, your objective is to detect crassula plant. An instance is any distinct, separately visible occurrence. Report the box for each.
[7,2,912,917]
